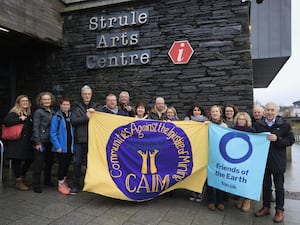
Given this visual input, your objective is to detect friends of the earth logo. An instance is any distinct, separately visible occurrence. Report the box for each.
[219,132,253,164]
[106,120,193,201]
[215,131,253,186]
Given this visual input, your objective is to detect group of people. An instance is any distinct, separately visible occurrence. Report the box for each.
[188,102,294,224]
[2,85,295,223]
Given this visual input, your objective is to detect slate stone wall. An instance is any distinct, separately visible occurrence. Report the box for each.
[19,0,253,117]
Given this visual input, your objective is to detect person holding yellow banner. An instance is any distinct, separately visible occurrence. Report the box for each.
[70,85,100,195]
[205,105,227,211]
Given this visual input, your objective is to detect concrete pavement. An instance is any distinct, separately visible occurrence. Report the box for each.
[0,145,299,225]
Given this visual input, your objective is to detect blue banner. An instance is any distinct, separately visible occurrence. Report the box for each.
[208,123,270,201]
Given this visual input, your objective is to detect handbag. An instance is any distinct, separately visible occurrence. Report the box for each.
[1,123,24,141]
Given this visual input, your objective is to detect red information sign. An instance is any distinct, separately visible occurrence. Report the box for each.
[168,40,194,64]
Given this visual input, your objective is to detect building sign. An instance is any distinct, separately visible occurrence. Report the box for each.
[168,40,194,64]
[87,9,151,69]
[86,50,151,69]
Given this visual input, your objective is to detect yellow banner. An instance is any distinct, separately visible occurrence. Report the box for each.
[84,112,208,201]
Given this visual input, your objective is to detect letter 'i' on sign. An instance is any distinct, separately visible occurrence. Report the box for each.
[168,40,194,64]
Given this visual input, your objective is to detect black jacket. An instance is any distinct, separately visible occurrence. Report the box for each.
[3,112,33,160]
[254,116,295,173]
[100,105,128,116]
[32,107,55,145]
[119,104,135,117]
[70,100,100,144]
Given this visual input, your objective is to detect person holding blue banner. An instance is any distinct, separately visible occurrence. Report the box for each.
[223,104,238,128]
[233,112,255,212]
[251,104,264,125]
[206,105,227,211]
[254,102,295,223]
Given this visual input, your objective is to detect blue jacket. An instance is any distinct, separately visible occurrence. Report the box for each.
[50,110,74,153]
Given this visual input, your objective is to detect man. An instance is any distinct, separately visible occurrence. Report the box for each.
[254,102,295,223]
[149,97,167,120]
[252,104,277,202]
[70,85,100,194]
[100,94,127,116]
[119,91,134,117]
[252,104,264,124]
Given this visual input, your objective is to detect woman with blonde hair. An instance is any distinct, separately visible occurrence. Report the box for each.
[163,106,179,121]
[233,112,255,212]
[205,105,227,211]
[3,95,33,190]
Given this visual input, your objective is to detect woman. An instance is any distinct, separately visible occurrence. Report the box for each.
[163,106,179,121]
[3,95,33,191]
[205,105,227,211]
[223,104,238,128]
[233,112,255,212]
[50,98,74,195]
[135,102,148,119]
[184,103,207,122]
[32,92,56,193]
[185,103,208,202]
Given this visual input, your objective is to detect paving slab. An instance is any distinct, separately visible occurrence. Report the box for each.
[0,145,299,225]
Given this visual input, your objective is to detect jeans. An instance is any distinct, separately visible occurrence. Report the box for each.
[72,143,88,188]
[262,169,285,210]
[207,185,224,205]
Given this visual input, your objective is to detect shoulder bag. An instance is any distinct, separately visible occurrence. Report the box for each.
[1,123,24,141]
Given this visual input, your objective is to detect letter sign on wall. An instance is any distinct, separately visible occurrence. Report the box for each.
[168,40,194,64]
